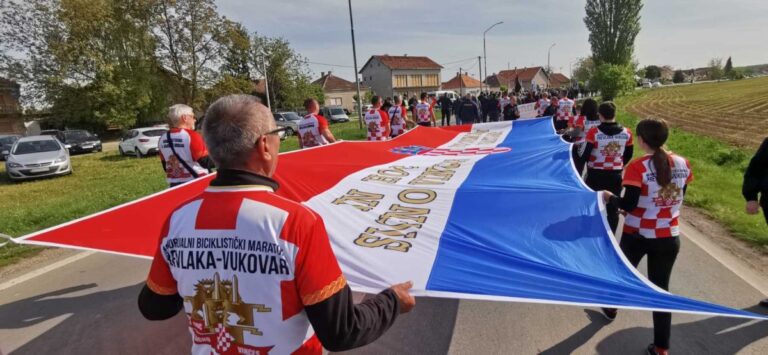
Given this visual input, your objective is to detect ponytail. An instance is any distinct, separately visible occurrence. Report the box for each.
[651,149,671,186]
[636,118,671,186]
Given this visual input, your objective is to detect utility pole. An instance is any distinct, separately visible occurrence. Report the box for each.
[459,68,464,95]
[348,0,363,129]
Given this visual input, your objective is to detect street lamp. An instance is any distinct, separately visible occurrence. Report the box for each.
[483,21,503,92]
[348,0,363,129]
[547,43,556,74]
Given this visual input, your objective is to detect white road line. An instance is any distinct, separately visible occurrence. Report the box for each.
[680,221,768,296]
[0,251,96,292]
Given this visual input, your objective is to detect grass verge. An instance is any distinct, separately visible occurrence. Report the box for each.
[0,121,367,267]
[616,94,768,247]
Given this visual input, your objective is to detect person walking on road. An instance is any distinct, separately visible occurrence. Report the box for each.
[579,102,634,233]
[502,95,520,121]
[364,95,391,141]
[440,93,453,126]
[138,95,415,354]
[742,136,768,307]
[488,93,501,122]
[297,98,336,149]
[414,92,436,127]
[158,104,216,188]
[389,95,410,137]
[453,95,464,125]
[457,94,480,125]
[601,118,693,355]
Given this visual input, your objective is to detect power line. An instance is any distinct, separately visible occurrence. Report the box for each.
[302,60,355,68]
[439,56,478,66]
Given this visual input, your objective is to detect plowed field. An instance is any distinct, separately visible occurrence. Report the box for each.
[626,77,768,148]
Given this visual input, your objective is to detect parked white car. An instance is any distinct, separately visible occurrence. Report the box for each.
[5,135,72,181]
[652,81,663,88]
[119,126,168,158]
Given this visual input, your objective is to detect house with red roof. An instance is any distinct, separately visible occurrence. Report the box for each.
[484,67,550,92]
[441,73,482,96]
[312,71,368,112]
[360,55,443,99]
[549,73,571,88]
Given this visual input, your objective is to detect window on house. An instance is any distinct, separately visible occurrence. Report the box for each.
[393,75,408,88]
[409,75,422,87]
[423,74,439,86]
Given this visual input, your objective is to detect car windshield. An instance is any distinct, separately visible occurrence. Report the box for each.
[283,112,301,120]
[64,130,93,141]
[0,136,19,145]
[13,140,62,155]
[142,129,167,137]
[330,108,345,115]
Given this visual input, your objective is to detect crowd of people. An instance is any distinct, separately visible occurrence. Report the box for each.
[141,91,767,355]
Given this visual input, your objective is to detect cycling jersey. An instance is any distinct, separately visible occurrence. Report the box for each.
[158,128,209,184]
[414,102,433,124]
[298,114,330,148]
[622,154,694,238]
[585,126,634,170]
[388,105,407,137]
[364,109,390,141]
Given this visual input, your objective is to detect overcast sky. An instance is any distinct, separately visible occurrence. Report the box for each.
[218,0,765,82]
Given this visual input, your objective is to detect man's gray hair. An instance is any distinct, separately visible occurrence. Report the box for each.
[167,104,194,127]
[202,95,274,168]
[393,95,402,104]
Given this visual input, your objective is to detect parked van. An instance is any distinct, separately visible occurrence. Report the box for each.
[427,90,459,102]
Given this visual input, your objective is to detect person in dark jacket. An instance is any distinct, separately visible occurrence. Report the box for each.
[743,137,768,307]
[452,96,464,125]
[440,94,453,126]
[488,93,501,122]
[457,94,480,124]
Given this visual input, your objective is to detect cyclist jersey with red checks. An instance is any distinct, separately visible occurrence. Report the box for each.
[146,185,346,354]
[622,154,694,238]
[388,105,407,137]
[364,109,390,141]
[585,126,633,170]
[415,102,432,123]
[158,128,209,184]
[298,114,330,148]
[558,98,575,117]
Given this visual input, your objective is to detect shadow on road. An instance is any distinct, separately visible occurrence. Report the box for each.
[540,309,609,354]
[334,296,460,355]
[594,306,768,354]
[0,283,189,355]
[541,306,768,354]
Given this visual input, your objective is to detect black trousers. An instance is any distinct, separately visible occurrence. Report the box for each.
[620,233,681,349]
[442,109,451,126]
[585,169,622,233]
[417,122,432,127]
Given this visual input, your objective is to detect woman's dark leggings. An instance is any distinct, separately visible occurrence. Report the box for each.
[620,233,681,349]
[585,169,623,233]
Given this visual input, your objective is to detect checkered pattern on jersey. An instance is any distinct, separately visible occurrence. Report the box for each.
[365,110,388,141]
[586,127,632,171]
[214,323,235,353]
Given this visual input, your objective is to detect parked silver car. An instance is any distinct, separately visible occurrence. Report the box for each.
[273,111,301,136]
[5,135,72,181]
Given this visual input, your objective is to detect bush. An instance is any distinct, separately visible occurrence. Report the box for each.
[590,64,635,101]
[673,70,685,83]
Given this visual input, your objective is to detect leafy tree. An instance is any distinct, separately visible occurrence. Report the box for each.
[589,63,635,101]
[251,34,321,110]
[673,69,685,83]
[219,20,252,79]
[572,57,596,83]
[0,0,170,130]
[727,67,745,80]
[724,56,733,74]
[353,90,374,105]
[644,65,661,80]
[584,0,643,66]
[709,58,724,81]
[151,0,225,111]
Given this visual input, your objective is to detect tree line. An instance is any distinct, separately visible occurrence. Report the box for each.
[0,0,323,131]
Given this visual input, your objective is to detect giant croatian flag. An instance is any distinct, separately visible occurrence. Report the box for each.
[11,118,765,319]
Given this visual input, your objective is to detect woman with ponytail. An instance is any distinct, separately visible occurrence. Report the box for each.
[601,118,694,355]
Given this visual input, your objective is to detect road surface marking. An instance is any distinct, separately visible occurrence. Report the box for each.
[0,251,95,292]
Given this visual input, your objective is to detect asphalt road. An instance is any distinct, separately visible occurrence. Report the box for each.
[1,222,767,355]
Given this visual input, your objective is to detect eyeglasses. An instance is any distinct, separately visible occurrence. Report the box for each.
[254,127,288,146]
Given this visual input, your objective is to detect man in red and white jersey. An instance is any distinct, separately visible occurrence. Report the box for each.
[557,91,576,117]
[138,95,415,355]
[498,92,511,113]
[388,95,409,137]
[364,95,391,141]
[413,92,436,127]
[298,98,336,149]
[579,102,634,232]
[158,104,215,187]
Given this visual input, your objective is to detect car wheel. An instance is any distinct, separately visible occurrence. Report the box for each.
[285,127,294,136]
[135,148,144,158]
[119,146,125,156]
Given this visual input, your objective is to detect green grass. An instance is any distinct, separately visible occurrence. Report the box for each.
[0,120,369,267]
[616,93,768,247]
